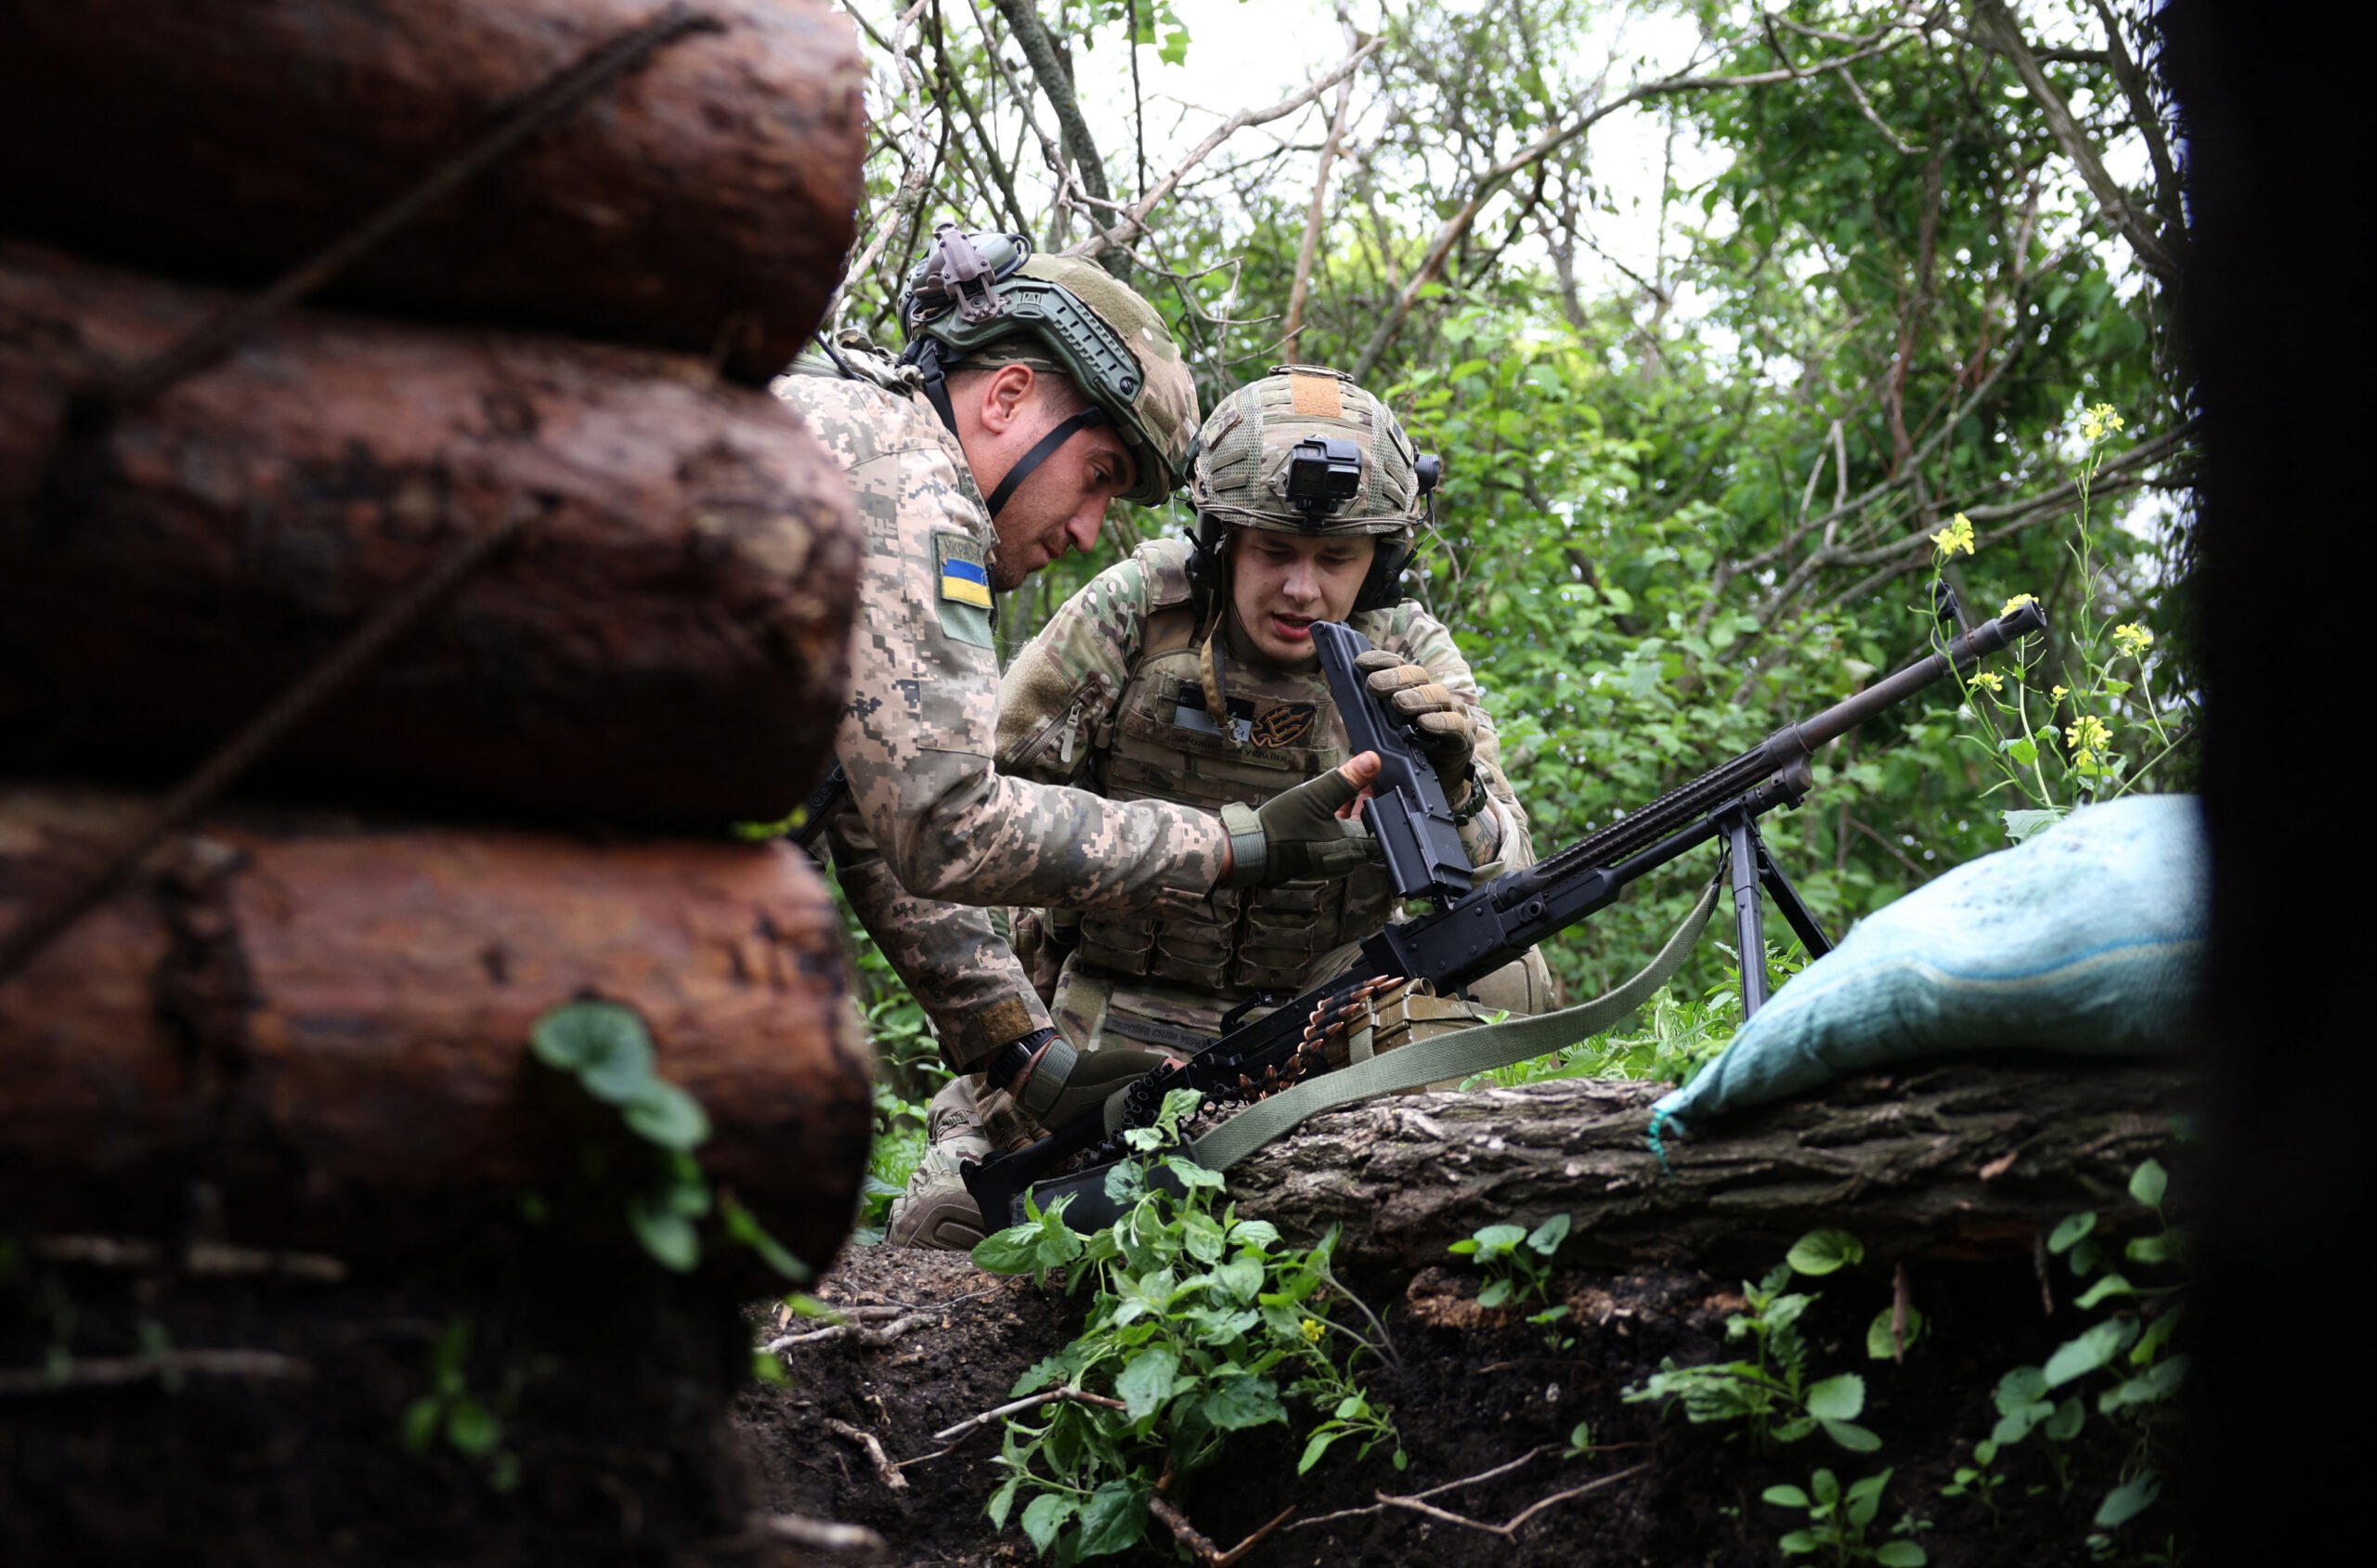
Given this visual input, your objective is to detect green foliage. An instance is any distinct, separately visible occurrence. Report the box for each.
[1935,408,2190,836]
[1763,1468,1929,1565]
[1944,1159,2185,1551]
[968,1092,1403,1562]
[526,1000,809,1283]
[1448,1214,1576,1348]
[1625,1228,1878,1453]
[401,1318,522,1494]
[1467,977,1745,1090]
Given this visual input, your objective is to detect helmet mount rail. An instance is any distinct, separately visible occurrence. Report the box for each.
[896,220,1183,506]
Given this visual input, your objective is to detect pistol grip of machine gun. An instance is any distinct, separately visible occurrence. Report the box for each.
[1310,621,1474,905]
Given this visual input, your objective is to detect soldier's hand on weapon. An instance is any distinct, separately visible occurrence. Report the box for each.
[986,1027,1176,1133]
[1220,753,1383,888]
[1353,650,1477,789]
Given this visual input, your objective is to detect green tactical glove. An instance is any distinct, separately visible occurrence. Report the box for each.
[1353,649,1478,789]
[1218,754,1382,889]
[992,1029,1175,1132]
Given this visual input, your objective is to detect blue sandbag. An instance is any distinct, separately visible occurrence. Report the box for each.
[1653,794,2206,1134]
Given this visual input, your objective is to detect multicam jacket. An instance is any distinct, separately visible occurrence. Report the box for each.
[773,356,1231,1069]
[999,537,1533,1000]
[866,535,1543,1108]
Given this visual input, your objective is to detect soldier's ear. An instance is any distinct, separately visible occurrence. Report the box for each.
[979,363,1036,434]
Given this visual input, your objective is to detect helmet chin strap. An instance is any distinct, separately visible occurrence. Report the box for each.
[982,406,1109,519]
[904,336,1111,521]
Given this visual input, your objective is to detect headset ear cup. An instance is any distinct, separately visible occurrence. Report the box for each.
[1187,515,1227,594]
[1352,539,1409,612]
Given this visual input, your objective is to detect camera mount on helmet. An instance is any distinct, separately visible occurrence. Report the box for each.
[1285,436,1364,521]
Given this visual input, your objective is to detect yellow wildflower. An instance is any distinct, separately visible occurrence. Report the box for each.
[2112,622,2155,658]
[1930,512,1976,561]
[1970,669,2005,694]
[2001,592,2039,617]
[2066,714,2111,768]
[1299,1318,1326,1344]
[2051,684,2071,703]
[2078,401,2125,443]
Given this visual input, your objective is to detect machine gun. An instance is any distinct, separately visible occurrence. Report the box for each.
[962,598,2049,1231]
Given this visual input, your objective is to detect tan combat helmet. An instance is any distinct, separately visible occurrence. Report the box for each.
[1188,365,1442,610]
[898,226,1199,509]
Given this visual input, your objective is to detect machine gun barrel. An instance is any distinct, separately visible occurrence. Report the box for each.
[1794,598,2046,752]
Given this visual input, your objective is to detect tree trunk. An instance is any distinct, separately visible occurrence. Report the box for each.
[0,241,858,831]
[0,784,871,1284]
[1227,1061,2191,1274]
[0,0,866,382]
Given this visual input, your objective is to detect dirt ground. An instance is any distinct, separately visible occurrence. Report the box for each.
[0,1232,781,1567]
[737,1240,2167,1568]
[0,1219,2169,1566]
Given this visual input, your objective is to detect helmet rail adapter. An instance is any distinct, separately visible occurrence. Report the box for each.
[1185,365,1442,613]
[897,224,1198,510]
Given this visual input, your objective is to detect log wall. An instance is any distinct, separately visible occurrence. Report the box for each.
[0,242,859,829]
[0,785,873,1277]
[0,0,866,381]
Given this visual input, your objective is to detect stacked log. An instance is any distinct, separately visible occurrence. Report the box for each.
[0,785,872,1277]
[0,243,857,829]
[0,0,868,382]
[0,0,875,1286]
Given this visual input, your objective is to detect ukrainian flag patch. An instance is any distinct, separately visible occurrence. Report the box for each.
[932,532,996,649]
[935,534,994,607]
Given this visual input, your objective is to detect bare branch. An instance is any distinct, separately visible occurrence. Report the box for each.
[991,0,1119,268]
[0,1350,312,1396]
[1062,41,1383,259]
[1284,19,1367,362]
[1345,10,1948,380]
[1970,0,2178,280]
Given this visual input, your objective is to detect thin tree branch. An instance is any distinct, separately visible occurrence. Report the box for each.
[1063,41,1382,259]
[990,0,1121,270]
[1970,0,2178,280]
[1345,13,1942,380]
[1284,19,1367,362]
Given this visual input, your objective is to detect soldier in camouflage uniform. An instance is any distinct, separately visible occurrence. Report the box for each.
[775,228,1385,1160]
[887,366,1552,1247]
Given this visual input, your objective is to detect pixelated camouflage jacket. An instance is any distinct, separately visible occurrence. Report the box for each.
[773,360,1231,1069]
[872,536,1538,1053]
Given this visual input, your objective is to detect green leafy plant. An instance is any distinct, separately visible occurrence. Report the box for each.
[528,1000,808,1282]
[1625,1228,1878,1452]
[1951,1157,2185,1545]
[1933,404,2189,842]
[1763,1468,1929,1565]
[852,1079,934,1244]
[401,1317,521,1494]
[969,1089,1403,1562]
[1447,1213,1575,1346]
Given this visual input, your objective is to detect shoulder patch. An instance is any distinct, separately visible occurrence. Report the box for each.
[932,532,996,649]
[936,532,994,607]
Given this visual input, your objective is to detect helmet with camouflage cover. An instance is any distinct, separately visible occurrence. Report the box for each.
[1187,365,1441,610]
[898,226,1199,508]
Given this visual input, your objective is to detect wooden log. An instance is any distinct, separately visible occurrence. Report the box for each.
[0,784,872,1280]
[0,241,858,830]
[0,0,865,382]
[1227,1062,2192,1274]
